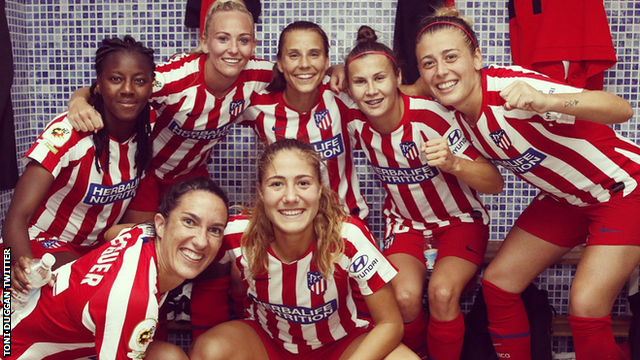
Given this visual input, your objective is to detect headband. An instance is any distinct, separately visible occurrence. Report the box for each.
[417,21,477,48]
[346,51,397,68]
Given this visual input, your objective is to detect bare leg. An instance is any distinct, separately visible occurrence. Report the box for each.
[190,321,269,360]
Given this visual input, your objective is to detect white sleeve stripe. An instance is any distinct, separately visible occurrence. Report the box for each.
[99,240,144,359]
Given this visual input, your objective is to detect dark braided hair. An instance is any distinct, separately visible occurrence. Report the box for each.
[89,35,155,177]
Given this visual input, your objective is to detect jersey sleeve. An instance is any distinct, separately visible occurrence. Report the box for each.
[342,219,397,296]
[24,114,84,178]
[90,238,160,360]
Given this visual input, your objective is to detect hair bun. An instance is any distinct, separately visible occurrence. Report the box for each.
[356,25,377,43]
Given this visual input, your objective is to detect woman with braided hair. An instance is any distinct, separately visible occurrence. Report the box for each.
[3,35,154,293]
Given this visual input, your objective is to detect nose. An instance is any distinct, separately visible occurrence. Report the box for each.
[299,55,310,68]
[435,61,449,76]
[282,186,299,204]
[228,40,239,54]
[121,79,134,94]
[192,228,209,250]
[364,81,377,96]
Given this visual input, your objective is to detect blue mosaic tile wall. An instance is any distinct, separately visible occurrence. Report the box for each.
[2,0,639,354]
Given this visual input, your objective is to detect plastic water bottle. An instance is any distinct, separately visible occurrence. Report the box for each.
[12,253,56,313]
[423,236,438,272]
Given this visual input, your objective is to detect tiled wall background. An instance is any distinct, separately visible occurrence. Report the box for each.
[2,0,639,354]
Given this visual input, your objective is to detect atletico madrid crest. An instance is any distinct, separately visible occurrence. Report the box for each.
[400,141,420,161]
[490,130,512,150]
[314,109,332,130]
[229,100,245,116]
[307,271,327,295]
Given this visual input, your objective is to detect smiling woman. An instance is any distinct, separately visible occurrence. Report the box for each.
[10,176,230,360]
[190,139,419,360]
[2,36,154,294]
[344,30,503,359]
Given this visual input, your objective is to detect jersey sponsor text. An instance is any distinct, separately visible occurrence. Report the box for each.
[491,148,546,174]
[250,295,337,324]
[84,177,140,205]
[371,163,439,184]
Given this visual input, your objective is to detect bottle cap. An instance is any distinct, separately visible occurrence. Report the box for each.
[41,253,56,268]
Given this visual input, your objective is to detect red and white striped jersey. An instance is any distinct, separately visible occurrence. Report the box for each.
[237,84,369,219]
[457,65,640,206]
[24,113,140,248]
[149,53,272,180]
[347,93,489,230]
[11,224,165,360]
[218,215,397,354]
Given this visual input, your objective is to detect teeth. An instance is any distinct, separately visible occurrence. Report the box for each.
[437,80,457,90]
[365,99,383,105]
[280,210,303,216]
[223,58,241,64]
[181,248,203,261]
[296,74,313,79]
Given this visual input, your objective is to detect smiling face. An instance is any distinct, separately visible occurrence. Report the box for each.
[259,149,322,243]
[95,51,153,128]
[416,27,483,115]
[277,29,329,100]
[347,54,403,128]
[201,10,256,83]
[155,190,228,289]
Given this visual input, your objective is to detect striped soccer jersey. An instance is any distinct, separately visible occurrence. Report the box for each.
[218,215,397,354]
[238,83,369,219]
[149,53,272,180]
[347,93,489,230]
[11,225,164,360]
[457,65,640,206]
[23,113,140,248]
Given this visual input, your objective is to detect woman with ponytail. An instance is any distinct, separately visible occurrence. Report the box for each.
[4,35,154,292]
[345,28,503,359]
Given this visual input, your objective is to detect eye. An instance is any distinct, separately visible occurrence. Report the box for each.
[351,78,366,85]
[445,53,458,62]
[239,37,251,45]
[289,53,299,60]
[217,36,229,43]
[208,227,223,236]
[109,76,123,83]
[183,218,195,226]
[269,180,283,188]
[375,75,385,82]
[134,78,147,84]
[422,60,435,69]
[310,51,321,58]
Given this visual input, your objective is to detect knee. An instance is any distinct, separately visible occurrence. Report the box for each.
[394,287,424,320]
[427,284,458,314]
[569,290,607,318]
[190,331,224,360]
[146,341,188,360]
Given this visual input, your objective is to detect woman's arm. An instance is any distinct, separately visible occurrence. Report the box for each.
[423,138,504,194]
[500,81,633,124]
[67,87,104,132]
[2,162,54,293]
[346,284,404,360]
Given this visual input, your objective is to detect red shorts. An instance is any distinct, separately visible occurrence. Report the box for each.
[382,219,488,267]
[515,190,640,247]
[29,237,98,259]
[127,166,210,212]
[240,319,370,360]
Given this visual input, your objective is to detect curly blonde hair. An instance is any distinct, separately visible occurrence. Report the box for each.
[241,139,347,279]
[192,0,255,54]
